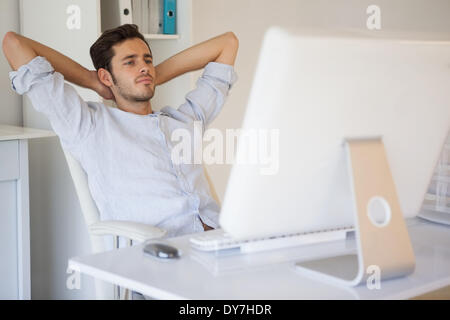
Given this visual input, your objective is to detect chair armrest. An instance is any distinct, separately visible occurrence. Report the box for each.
[88,220,167,243]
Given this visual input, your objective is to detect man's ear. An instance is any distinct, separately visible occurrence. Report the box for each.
[98,68,114,87]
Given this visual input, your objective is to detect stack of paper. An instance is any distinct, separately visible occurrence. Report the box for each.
[419,129,450,225]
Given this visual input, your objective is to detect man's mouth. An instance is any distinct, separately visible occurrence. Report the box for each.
[136,77,153,84]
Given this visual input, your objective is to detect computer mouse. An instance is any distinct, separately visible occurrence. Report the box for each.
[143,242,181,259]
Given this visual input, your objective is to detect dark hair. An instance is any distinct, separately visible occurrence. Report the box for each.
[89,24,151,72]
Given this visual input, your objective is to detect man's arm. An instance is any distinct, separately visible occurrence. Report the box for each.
[2,32,112,99]
[154,32,239,86]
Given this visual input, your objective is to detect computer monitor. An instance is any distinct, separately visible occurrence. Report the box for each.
[219,27,450,240]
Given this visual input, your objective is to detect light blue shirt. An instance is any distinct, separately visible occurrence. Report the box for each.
[9,56,237,237]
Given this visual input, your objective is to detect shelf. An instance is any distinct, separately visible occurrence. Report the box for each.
[143,34,179,40]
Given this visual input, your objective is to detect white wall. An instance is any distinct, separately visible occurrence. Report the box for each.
[192,0,450,202]
[0,0,22,126]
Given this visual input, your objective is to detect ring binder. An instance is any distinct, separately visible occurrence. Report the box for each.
[163,0,176,34]
[119,0,133,25]
[149,0,164,34]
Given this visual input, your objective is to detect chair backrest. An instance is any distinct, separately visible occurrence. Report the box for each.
[63,150,109,255]
[63,149,117,299]
[63,150,101,227]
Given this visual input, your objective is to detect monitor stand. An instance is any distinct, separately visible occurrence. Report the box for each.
[295,137,416,286]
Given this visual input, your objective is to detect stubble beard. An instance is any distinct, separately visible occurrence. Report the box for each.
[112,72,155,102]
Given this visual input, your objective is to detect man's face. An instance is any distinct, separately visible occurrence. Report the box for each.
[108,38,156,102]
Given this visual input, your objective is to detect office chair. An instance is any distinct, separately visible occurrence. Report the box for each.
[63,149,167,300]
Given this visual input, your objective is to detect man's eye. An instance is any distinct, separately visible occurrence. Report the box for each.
[146,60,153,64]
[125,61,134,65]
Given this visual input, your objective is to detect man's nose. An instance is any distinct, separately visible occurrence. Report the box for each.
[139,65,149,74]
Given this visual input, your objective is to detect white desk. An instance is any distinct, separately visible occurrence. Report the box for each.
[68,218,450,299]
[0,125,55,299]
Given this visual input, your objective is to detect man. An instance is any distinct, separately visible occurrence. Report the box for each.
[2,24,238,237]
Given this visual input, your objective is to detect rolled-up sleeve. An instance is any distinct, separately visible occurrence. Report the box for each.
[9,56,95,150]
[162,62,237,130]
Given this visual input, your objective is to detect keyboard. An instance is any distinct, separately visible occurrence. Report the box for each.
[190,226,355,253]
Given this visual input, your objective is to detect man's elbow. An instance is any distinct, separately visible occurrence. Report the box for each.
[2,31,19,56]
[2,32,37,71]
[225,31,239,48]
[215,32,239,66]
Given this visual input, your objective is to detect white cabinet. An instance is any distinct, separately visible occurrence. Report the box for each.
[0,142,19,298]
[0,125,55,299]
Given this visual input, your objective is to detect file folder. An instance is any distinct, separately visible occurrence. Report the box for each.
[119,0,133,25]
[131,0,142,30]
[163,0,176,34]
[149,0,164,34]
[141,0,149,34]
